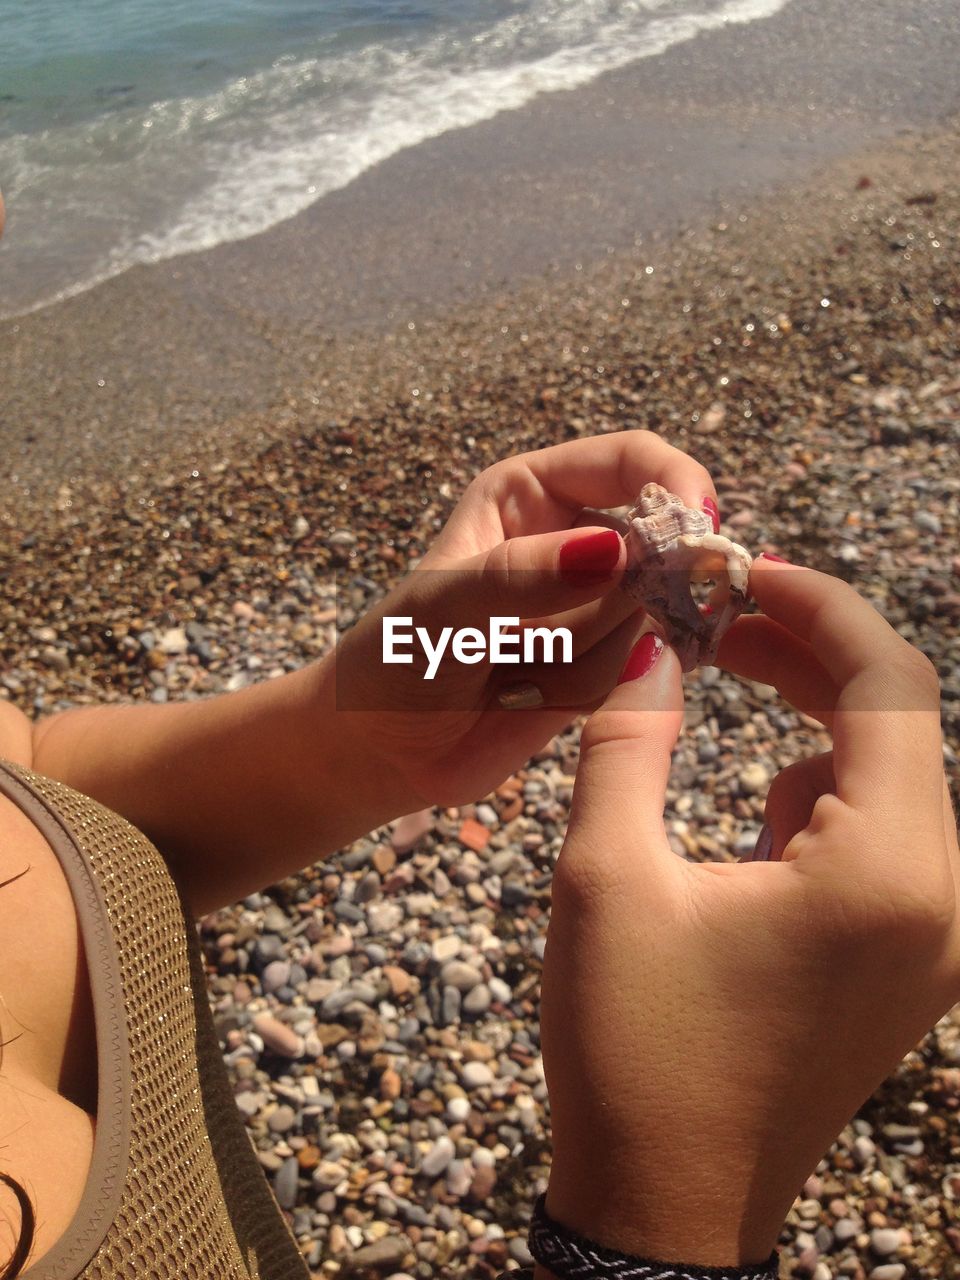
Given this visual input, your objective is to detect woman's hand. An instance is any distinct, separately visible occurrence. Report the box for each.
[31,431,716,916]
[333,429,718,815]
[538,557,959,1269]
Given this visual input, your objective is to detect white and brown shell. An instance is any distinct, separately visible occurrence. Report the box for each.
[622,483,752,672]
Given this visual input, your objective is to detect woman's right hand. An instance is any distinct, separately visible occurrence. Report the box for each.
[537,556,959,1269]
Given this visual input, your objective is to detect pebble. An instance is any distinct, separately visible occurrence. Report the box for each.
[251,1013,304,1059]
[421,1136,456,1178]
[274,1156,300,1210]
[440,960,483,991]
[461,1061,495,1089]
[738,762,770,795]
[869,1229,903,1257]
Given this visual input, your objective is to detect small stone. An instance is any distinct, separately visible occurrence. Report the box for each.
[738,762,770,795]
[461,1061,495,1089]
[458,818,491,852]
[159,626,189,655]
[380,1067,402,1100]
[383,965,412,998]
[868,1267,906,1280]
[391,809,433,853]
[261,959,292,993]
[432,935,461,963]
[441,960,483,991]
[914,511,942,535]
[267,1104,297,1134]
[251,1013,304,1059]
[463,984,492,1015]
[421,1136,456,1178]
[469,1164,497,1200]
[367,902,404,934]
[869,1229,902,1258]
[274,1155,299,1210]
[350,1238,411,1270]
[488,976,512,1004]
[446,1096,471,1123]
[312,1160,349,1191]
[442,985,462,1025]
[372,844,397,875]
[446,1159,472,1197]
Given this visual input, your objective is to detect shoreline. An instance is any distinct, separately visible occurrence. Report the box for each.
[2,0,960,511]
[1,117,957,522]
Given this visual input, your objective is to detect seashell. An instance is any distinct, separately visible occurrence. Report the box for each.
[622,483,753,672]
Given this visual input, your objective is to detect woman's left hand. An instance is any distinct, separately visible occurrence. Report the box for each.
[333,430,717,815]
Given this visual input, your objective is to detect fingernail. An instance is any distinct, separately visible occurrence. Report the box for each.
[757,552,792,564]
[559,528,622,586]
[617,631,664,684]
[702,496,721,534]
[498,681,545,710]
[741,823,773,863]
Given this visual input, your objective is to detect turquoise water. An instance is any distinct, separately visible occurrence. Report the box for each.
[0,0,791,316]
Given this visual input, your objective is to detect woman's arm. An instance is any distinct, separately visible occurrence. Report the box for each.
[31,653,403,917]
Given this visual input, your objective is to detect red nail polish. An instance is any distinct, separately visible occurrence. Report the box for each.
[702,496,720,534]
[559,528,622,585]
[618,632,664,683]
[758,552,791,563]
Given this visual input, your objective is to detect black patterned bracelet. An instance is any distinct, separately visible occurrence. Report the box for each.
[503,1193,781,1280]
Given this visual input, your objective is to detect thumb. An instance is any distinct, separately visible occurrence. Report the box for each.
[562,632,685,891]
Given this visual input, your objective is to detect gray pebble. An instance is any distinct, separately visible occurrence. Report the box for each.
[442,985,461,1025]
[267,1104,297,1134]
[261,960,291,993]
[440,960,483,991]
[421,1136,456,1178]
[463,984,492,1015]
[461,1061,495,1089]
[273,1155,300,1210]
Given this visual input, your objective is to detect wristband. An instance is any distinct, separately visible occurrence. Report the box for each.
[514,1193,780,1280]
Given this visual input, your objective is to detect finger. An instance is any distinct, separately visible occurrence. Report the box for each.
[715,615,838,726]
[409,526,627,641]
[521,591,644,662]
[560,638,686,897]
[452,430,717,541]
[748,559,944,814]
[760,752,837,863]
[497,611,650,711]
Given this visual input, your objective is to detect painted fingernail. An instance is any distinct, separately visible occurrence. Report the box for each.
[702,496,721,534]
[559,528,622,585]
[741,823,773,863]
[617,631,664,684]
[756,552,792,564]
[498,681,545,710]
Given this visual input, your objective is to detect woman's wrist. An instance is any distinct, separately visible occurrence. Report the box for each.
[541,1176,784,1273]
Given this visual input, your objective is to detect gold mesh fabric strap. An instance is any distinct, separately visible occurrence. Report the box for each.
[0,761,310,1280]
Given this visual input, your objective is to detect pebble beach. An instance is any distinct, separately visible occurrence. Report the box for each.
[2,96,960,1280]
